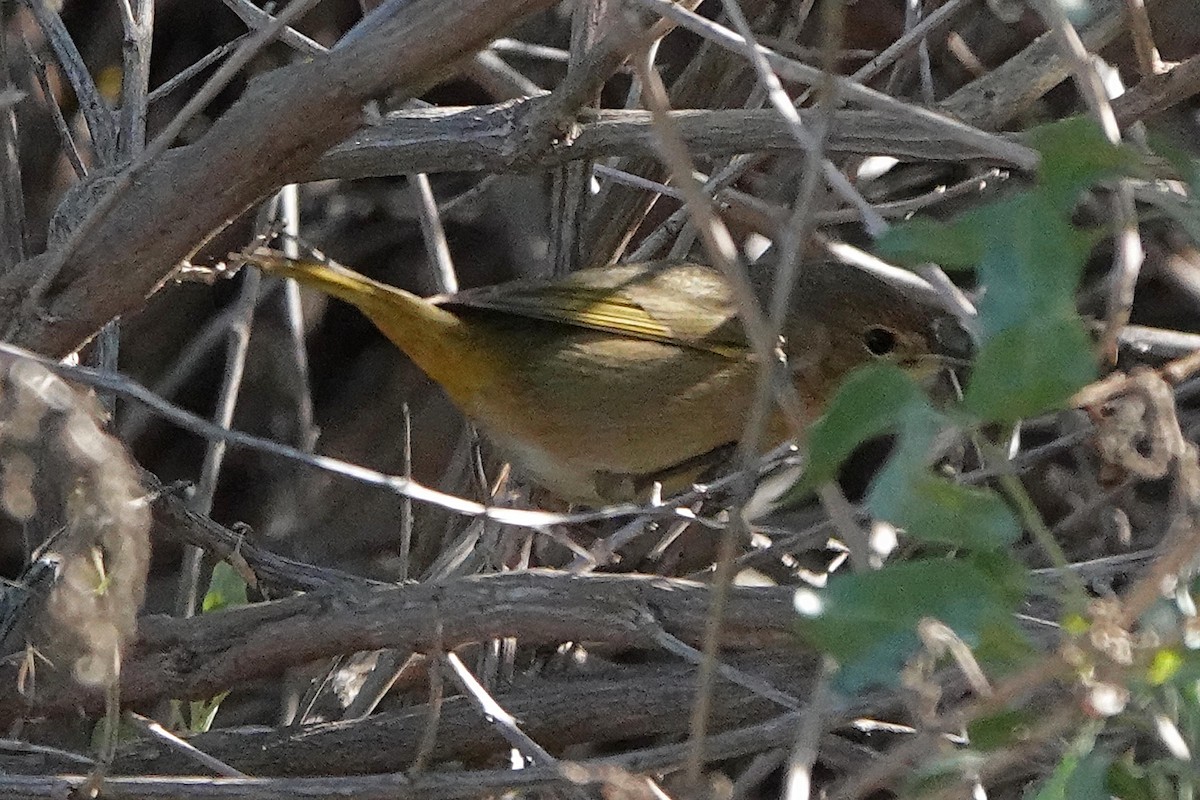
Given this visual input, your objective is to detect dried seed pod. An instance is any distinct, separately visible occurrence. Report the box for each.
[0,357,150,694]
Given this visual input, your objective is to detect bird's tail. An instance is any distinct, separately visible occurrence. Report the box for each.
[234,249,469,380]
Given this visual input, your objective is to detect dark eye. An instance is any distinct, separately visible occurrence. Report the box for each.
[863,326,898,356]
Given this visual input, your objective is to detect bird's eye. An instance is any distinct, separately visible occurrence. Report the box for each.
[863,326,898,356]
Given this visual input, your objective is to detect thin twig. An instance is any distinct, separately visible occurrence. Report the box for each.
[633,0,1038,171]
[0,28,26,271]
[442,652,559,766]
[20,0,116,158]
[220,0,325,55]
[117,0,154,158]
[410,174,458,293]
[0,340,658,527]
[147,36,248,106]
[650,627,802,711]
[21,35,86,180]
[124,712,248,778]
[8,0,327,342]
[175,266,261,619]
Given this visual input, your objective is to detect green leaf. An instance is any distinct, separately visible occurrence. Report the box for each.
[1032,749,1111,800]
[875,215,986,270]
[787,363,925,498]
[789,361,1020,548]
[969,709,1039,750]
[1106,761,1154,800]
[189,691,230,734]
[972,195,1098,341]
[1027,117,1148,208]
[793,560,1021,693]
[202,561,249,613]
[964,316,1096,423]
[869,471,1020,550]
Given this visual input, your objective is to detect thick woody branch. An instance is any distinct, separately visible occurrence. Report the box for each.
[0,572,798,720]
[112,656,817,776]
[306,104,1036,181]
[0,0,560,358]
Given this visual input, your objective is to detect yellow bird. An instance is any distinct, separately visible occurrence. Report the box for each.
[240,250,968,504]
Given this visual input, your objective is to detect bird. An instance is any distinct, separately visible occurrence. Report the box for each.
[237,249,969,504]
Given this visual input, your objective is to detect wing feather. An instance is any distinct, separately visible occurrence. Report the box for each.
[435,262,748,355]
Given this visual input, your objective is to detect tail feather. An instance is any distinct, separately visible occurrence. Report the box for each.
[236,249,469,385]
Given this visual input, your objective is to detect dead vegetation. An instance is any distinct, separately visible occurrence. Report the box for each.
[0,0,1198,798]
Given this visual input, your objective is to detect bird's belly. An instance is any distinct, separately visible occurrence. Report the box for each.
[453,327,771,503]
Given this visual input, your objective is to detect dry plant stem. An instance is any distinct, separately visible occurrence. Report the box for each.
[410,174,458,293]
[112,651,820,776]
[117,0,154,158]
[398,403,414,580]
[221,0,325,55]
[549,0,610,275]
[628,0,974,265]
[0,739,94,767]
[276,185,318,451]
[938,0,1155,129]
[650,627,802,710]
[147,36,248,106]
[1104,188,1144,364]
[0,771,637,800]
[767,0,843,348]
[121,671,830,777]
[175,267,261,619]
[0,29,25,271]
[5,0,326,344]
[909,0,935,103]
[119,296,271,442]
[23,36,86,181]
[843,0,975,92]
[94,0,155,410]
[409,651,442,774]
[1032,0,1143,366]
[784,662,832,800]
[0,0,562,357]
[593,163,683,200]
[467,50,544,99]
[633,45,796,786]
[146,470,380,593]
[0,719,820,800]
[634,0,1037,170]
[443,652,563,769]
[2,571,799,718]
[314,105,1032,181]
[492,37,572,63]
[718,0,884,235]
[1123,0,1163,75]
[1112,52,1200,124]
[20,0,116,158]
[124,712,248,778]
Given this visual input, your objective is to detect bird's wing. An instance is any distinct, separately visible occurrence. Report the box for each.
[435,261,749,355]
